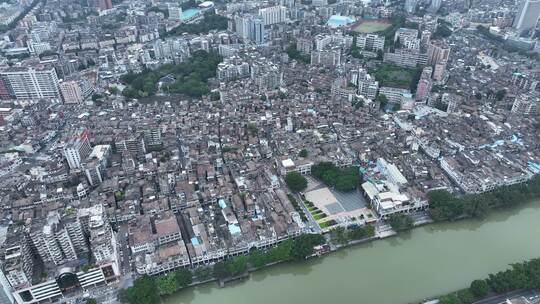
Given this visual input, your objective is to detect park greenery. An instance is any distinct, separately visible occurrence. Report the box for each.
[387,214,414,232]
[121,50,222,98]
[428,175,540,222]
[286,43,310,64]
[438,258,540,304]
[376,15,418,48]
[369,64,422,91]
[164,12,228,36]
[285,171,308,192]
[311,162,360,192]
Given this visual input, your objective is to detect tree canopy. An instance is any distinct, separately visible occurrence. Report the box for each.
[165,13,228,36]
[120,275,159,304]
[311,162,360,192]
[438,257,540,304]
[122,50,222,99]
[428,175,540,222]
[387,214,414,232]
[285,172,308,192]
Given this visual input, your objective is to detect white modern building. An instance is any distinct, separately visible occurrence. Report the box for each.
[0,67,60,100]
[513,0,540,31]
[63,129,92,170]
[258,5,287,25]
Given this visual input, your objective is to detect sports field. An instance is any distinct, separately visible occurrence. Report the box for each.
[353,20,391,33]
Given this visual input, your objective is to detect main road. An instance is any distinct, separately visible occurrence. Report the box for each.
[163,199,540,304]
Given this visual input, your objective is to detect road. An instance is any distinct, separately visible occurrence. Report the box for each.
[295,192,321,233]
[116,225,135,289]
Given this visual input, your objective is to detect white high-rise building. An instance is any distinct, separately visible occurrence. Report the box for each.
[249,17,266,44]
[258,5,287,25]
[168,4,182,21]
[29,213,80,266]
[0,66,60,100]
[405,0,418,13]
[511,93,540,115]
[513,0,540,31]
[78,205,120,275]
[63,129,92,170]
[429,0,442,11]
[357,34,385,52]
[234,15,251,39]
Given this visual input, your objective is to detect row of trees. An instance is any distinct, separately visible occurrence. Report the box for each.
[120,234,325,304]
[329,225,376,245]
[427,175,540,222]
[438,258,540,304]
[204,234,325,280]
[165,13,228,36]
[122,50,222,98]
[311,162,361,192]
[120,268,193,303]
[386,214,414,232]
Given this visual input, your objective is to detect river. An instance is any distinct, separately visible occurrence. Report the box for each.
[164,200,540,304]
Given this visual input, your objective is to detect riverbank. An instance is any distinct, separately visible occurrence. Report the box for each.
[125,175,540,303]
[162,199,540,304]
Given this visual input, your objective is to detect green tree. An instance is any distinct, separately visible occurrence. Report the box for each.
[348,225,375,240]
[212,261,230,279]
[438,294,462,304]
[387,214,414,232]
[495,89,506,101]
[377,94,388,110]
[229,256,248,275]
[121,275,159,304]
[299,149,308,158]
[311,162,360,192]
[330,227,348,245]
[175,268,193,288]
[457,289,475,303]
[286,43,310,63]
[108,86,120,95]
[86,299,97,304]
[248,249,269,268]
[194,267,212,281]
[247,123,259,136]
[156,274,178,295]
[285,172,308,192]
[291,234,325,260]
[165,12,228,36]
[469,279,489,298]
